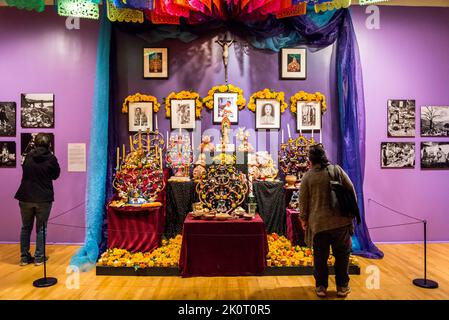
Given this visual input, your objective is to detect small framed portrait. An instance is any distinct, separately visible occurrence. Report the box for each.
[255,99,281,130]
[387,99,415,137]
[128,102,153,132]
[421,142,449,170]
[21,133,55,164]
[21,93,55,128]
[143,48,168,79]
[213,93,239,124]
[0,102,16,137]
[421,106,449,137]
[280,48,307,80]
[381,142,415,169]
[170,99,196,130]
[0,141,16,168]
[297,101,321,131]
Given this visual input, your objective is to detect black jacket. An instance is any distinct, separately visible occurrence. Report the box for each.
[15,147,61,203]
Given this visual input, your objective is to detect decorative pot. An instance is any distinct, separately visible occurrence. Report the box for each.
[285,175,297,188]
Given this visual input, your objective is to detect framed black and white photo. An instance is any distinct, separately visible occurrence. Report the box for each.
[213,92,239,124]
[421,142,449,170]
[0,102,16,137]
[128,102,153,132]
[387,99,415,137]
[280,48,307,80]
[255,99,280,130]
[380,142,415,169]
[421,106,449,137]
[143,48,168,79]
[0,141,16,168]
[21,93,55,128]
[21,133,55,165]
[297,101,321,131]
[170,99,196,130]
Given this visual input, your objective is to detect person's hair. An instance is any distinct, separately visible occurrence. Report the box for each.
[34,133,51,150]
[308,144,329,168]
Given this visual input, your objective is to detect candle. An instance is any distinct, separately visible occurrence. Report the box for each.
[147,130,150,152]
[300,129,302,137]
[166,131,169,148]
[311,129,314,141]
[287,124,291,138]
[155,114,158,131]
[159,147,163,169]
[116,147,120,170]
[179,128,182,137]
[281,130,284,143]
[138,130,142,149]
[191,132,194,152]
[122,144,125,160]
[129,136,133,151]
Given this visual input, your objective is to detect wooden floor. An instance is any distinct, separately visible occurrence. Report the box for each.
[0,243,448,300]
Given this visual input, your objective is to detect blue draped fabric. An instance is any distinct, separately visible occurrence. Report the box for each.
[70,14,112,271]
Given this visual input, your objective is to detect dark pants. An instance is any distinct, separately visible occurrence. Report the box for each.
[19,201,52,261]
[313,226,352,288]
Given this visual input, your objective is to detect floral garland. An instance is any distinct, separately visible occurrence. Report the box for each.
[290,91,327,114]
[247,89,288,113]
[165,90,203,119]
[202,84,246,111]
[122,93,160,114]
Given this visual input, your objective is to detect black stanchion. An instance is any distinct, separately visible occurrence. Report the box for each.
[412,220,438,289]
[33,222,57,288]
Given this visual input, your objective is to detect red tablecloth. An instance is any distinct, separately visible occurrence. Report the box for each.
[286,208,306,246]
[179,214,268,277]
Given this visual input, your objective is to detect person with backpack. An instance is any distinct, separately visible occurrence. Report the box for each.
[299,144,357,298]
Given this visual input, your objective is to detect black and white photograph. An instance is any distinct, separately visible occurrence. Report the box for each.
[0,102,16,137]
[297,101,321,131]
[143,48,168,79]
[255,99,280,130]
[381,142,415,169]
[421,106,449,137]
[421,142,449,169]
[280,48,307,80]
[128,102,153,132]
[21,133,55,164]
[21,93,55,128]
[170,99,196,130]
[387,99,415,137]
[0,141,16,168]
[213,93,238,124]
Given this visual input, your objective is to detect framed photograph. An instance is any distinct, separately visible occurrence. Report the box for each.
[280,48,307,80]
[0,141,16,168]
[421,142,449,170]
[296,101,321,131]
[143,48,168,79]
[213,93,239,124]
[21,133,55,165]
[387,99,415,137]
[128,102,153,132]
[0,102,16,137]
[170,99,196,130]
[421,106,449,137]
[21,93,55,128]
[380,142,415,169]
[255,99,281,130]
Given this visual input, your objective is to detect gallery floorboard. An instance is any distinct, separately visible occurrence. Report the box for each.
[0,243,448,300]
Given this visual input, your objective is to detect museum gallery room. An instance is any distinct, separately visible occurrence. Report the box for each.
[0,0,449,303]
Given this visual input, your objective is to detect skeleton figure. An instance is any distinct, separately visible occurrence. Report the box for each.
[216,35,235,83]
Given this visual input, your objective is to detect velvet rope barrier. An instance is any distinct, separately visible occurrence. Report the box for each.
[70,13,112,271]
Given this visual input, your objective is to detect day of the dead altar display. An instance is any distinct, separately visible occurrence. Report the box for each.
[107,131,167,253]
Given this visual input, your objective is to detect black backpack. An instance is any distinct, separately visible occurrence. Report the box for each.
[327,165,361,225]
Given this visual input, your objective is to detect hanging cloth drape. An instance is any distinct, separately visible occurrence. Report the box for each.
[70,13,112,271]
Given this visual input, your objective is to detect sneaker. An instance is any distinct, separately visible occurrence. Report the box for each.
[34,256,49,266]
[315,286,327,298]
[337,286,351,298]
[19,257,34,266]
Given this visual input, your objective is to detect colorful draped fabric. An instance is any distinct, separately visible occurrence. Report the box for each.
[4,0,45,12]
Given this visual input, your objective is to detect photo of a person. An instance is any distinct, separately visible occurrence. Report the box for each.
[261,103,275,125]
[128,102,153,132]
[177,104,190,125]
[287,54,301,72]
[302,104,316,126]
[213,93,238,124]
[297,101,321,131]
[0,141,16,168]
[171,100,195,129]
[149,53,163,73]
[134,107,148,127]
[256,99,280,130]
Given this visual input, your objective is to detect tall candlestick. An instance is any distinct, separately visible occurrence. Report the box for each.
[138,130,142,149]
[179,128,182,137]
[281,130,284,143]
[191,132,194,152]
[155,114,158,131]
[122,144,125,160]
[147,129,150,152]
[287,124,291,138]
[129,136,134,151]
[116,147,120,170]
[300,129,302,137]
[159,147,163,169]
[166,131,169,148]
[311,129,314,141]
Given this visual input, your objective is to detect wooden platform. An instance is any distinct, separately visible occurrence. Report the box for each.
[0,243,448,300]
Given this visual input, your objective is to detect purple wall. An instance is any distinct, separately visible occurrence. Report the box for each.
[0,8,99,243]
[0,6,448,244]
[352,6,449,242]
